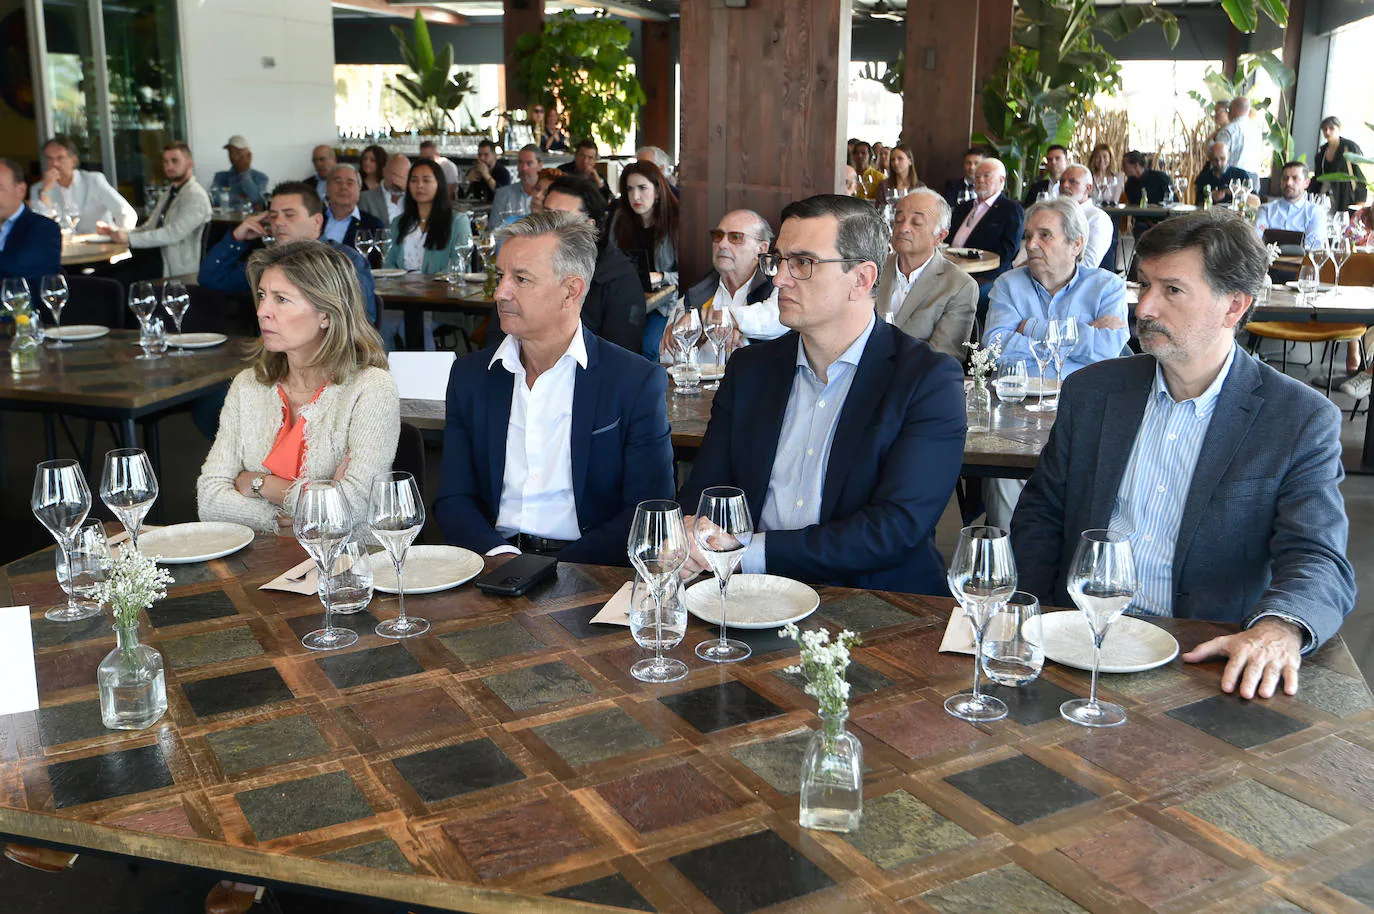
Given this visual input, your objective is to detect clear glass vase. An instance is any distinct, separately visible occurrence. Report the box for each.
[10,314,41,374]
[966,377,992,433]
[799,709,863,833]
[98,623,168,730]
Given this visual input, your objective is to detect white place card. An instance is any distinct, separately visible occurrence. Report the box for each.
[938,610,976,656]
[388,351,457,402]
[589,582,634,627]
[0,606,40,715]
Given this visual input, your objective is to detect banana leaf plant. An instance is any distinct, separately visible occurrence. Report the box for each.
[1220,0,1289,33]
[390,12,475,134]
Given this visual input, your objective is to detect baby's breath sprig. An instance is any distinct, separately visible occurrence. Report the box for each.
[92,544,174,630]
[964,335,1002,383]
[779,623,861,719]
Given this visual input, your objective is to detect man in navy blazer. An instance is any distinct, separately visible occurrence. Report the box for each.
[948,157,1024,282]
[678,195,967,595]
[433,210,674,567]
[0,159,61,289]
[1013,209,1355,700]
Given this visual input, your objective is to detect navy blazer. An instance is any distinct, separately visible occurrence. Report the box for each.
[1012,350,1355,648]
[433,325,675,567]
[949,194,1024,277]
[331,210,383,250]
[0,206,61,289]
[678,320,967,595]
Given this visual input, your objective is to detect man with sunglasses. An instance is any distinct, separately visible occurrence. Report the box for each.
[677,194,967,595]
[679,210,788,346]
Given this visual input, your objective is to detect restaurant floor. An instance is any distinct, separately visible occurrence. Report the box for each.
[3,358,1373,912]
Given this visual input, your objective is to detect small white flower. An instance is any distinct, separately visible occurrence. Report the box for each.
[91,544,174,630]
[1265,242,1282,266]
[779,625,862,718]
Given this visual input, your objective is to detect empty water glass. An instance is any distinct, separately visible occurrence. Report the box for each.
[139,318,168,360]
[981,592,1044,687]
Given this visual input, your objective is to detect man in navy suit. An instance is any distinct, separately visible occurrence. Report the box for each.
[678,194,967,595]
[322,164,383,249]
[948,157,1025,321]
[1013,209,1355,700]
[433,210,674,566]
[0,159,61,289]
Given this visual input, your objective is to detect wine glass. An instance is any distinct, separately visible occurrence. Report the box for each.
[1026,327,1056,413]
[629,575,688,682]
[294,480,359,651]
[162,280,190,352]
[354,228,373,258]
[39,275,70,347]
[57,519,112,616]
[669,306,703,394]
[981,591,1043,687]
[1047,317,1078,409]
[32,459,99,622]
[2,277,32,316]
[368,471,429,639]
[995,359,1029,406]
[945,525,1016,721]
[373,226,392,262]
[1297,263,1320,306]
[1060,529,1137,728]
[693,486,753,663]
[627,500,691,682]
[702,302,733,391]
[1307,241,1330,288]
[99,448,157,552]
[127,280,158,330]
[1331,236,1352,291]
[476,231,498,271]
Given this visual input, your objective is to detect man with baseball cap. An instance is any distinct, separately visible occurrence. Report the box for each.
[211,135,269,209]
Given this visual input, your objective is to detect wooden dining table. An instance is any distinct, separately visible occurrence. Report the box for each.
[60,236,131,268]
[2,532,1371,912]
[944,249,1000,275]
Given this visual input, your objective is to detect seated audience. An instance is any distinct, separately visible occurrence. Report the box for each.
[0,158,61,288]
[542,175,646,353]
[539,107,571,153]
[680,209,788,346]
[306,145,336,199]
[97,142,211,279]
[1021,144,1068,205]
[360,153,410,227]
[30,135,136,233]
[1193,141,1250,207]
[873,142,891,174]
[197,240,398,534]
[1122,150,1172,205]
[1088,143,1124,205]
[876,188,977,363]
[609,161,680,357]
[433,211,673,565]
[943,146,985,206]
[322,165,383,249]
[843,165,859,197]
[851,141,885,202]
[678,194,966,594]
[637,146,676,185]
[358,144,387,192]
[1016,164,1114,271]
[462,139,507,202]
[211,135,269,209]
[491,145,543,222]
[382,159,472,274]
[949,157,1024,311]
[1013,209,1354,699]
[199,181,376,322]
[1256,161,1325,249]
[983,197,1129,528]
[876,144,922,208]
[559,138,612,203]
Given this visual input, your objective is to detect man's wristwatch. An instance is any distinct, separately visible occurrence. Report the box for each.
[250,475,267,498]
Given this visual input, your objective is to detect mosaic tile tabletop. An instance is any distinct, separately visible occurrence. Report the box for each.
[2,533,1371,913]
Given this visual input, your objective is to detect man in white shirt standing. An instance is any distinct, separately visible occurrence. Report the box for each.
[360,153,410,226]
[679,209,788,346]
[434,211,674,566]
[1216,97,1264,188]
[30,135,137,234]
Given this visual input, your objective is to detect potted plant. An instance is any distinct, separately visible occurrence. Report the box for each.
[390,12,475,134]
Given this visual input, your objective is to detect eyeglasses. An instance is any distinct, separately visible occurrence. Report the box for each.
[709,229,761,245]
[758,253,865,280]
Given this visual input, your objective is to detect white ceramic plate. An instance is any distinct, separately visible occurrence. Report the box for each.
[1168,203,1198,212]
[1025,377,1060,395]
[70,233,114,245]
[138,522,255,564]
[48,324,110,341]
[368,545,484,594]
[683,574,820,629]
[1284,280,1336,292]
[168,332,228,349]
[945,247,982,257]
[699,364,725,380]
[1040,610,1180,674]
[373,268,407,278]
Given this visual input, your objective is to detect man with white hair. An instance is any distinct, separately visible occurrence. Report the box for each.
[680,209,787,344]
[949,157,1024,281]
[637,146,674,179]
[1216,97,1263,188]
[1057,164,1114,270]
[434,211,674,565]
[321,164,383,248]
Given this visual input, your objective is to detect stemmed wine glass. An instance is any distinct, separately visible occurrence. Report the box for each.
[39,275,70,347]
[702,302,733,391]
[1306,241,1330,291]
[1026,325,1056,412]
[100,448,158,552]
[294,480,359,651]
[2,277,32,316]
[476,231,498,271]
[627,500,691,682]
[1046,317,1078,410]
[369,471,429,639]
[162,280,191,353]
[693,486,753,663]
[32,459,100,622]
[373,226,391,263]
[945,525,1016,721]
[1060,529,1137,728]
[354,228,374,260]
[127,281,158,331]
[1330,236,1352,292]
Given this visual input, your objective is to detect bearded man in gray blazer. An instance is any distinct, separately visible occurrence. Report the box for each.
[874,188,977,362]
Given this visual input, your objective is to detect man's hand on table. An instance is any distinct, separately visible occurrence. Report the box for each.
[94,221,129,245]
[678,514,710,578]
[1181,617,1303,699]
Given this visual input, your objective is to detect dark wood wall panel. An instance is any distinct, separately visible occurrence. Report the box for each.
[902,0,978,187]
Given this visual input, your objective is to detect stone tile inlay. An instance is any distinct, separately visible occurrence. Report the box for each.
[392,739,524,804]
[658,681,785,735]
[207,715,331,775]
[945,755,1099,825]
[36,700,107,747]
[922,864,1087,914]
[183,667,294,718]
[1064,722,1215,789]
[481,661,596,712]
[160,626,264,670]
[549,873,653,910]
[319,838,412,874]
[1181,780,1346,857]
[443,799,592,880]
[1293,665,1374,718]
[595,763,740,833]
[984,680,1082,726]
[1285,739,1374,807]
[440,620,544,665]
[845,789,973,869]
[856,700,984,760]
[775,661,895,698]
[146,589,238,628]
[47,744,175,809]
[531,707,662,768]
[818,593,914,633]
[729,731,816,794]
[669,830,835,914]
[1327,858,1374,907]
[317,644,425,690]
[236,771,374,842]
[1060,817,1233,908]
[347,686,470,746]
[1165,695,1310,749]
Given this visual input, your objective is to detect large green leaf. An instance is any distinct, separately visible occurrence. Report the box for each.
[1096,5,1180,47]
[412,11,435,72]
[1220,0,1259,33]
[1250,50,1295,91]
[1256,0,1289,29]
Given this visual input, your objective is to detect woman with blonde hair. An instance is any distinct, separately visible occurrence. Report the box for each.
[1089,143,1124,204]
[877,143,922,207]
[197,239,399,532]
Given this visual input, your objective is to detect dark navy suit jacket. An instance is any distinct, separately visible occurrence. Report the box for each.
[678,320,967,595]
[948,194,1024,277]
[434,325,675,567]
[329,210,383,250]
[1012,350,1356,648]
[0,206,61,289]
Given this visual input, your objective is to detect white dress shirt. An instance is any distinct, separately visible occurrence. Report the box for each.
[714,273,787,341]
[489,329,588,554]
[883,251,935,316]
[384,189,405,224]
[29,169,137,234]
[323,205,360,245]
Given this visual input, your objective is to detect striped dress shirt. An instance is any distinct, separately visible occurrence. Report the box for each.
[1107,345,1236,616]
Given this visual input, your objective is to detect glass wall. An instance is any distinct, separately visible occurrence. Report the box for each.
[847,64,903,148]
[1322,15,1374,162]
[41,0,102,169]
[335,63,501,136]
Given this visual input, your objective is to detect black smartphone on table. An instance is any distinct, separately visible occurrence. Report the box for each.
[474,553,559,596]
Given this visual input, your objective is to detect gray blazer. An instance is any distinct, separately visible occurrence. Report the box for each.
[128,177,211,277]
[1012,349,1355,649]
[359,186,392,225]
[875,251,978,363]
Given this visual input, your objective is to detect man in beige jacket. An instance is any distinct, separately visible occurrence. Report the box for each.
[98,142,211,278]
[874,188,978,363]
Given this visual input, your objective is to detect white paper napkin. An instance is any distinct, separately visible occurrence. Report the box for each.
[0,606,40,715]
[938,610,976,655]
[589,582,634,627]
[260,558,319,594]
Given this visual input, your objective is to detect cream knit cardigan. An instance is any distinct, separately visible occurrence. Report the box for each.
[196,366,400,533]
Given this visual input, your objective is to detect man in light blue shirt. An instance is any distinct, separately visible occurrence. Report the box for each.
[1255,161,1326,249]
[210,135,269,208]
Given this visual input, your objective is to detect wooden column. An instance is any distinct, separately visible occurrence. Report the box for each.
[678,0,851,284]
[502,0,544,109]
[971,0,1014,139]
[640,21,674,154]
[1280,0,1306,116]
[902,0,978,187]
[1222,23,1242,80]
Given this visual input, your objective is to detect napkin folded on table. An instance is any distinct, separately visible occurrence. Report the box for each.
[939,610,976,655]
[589,582,634,627]
[260,558,319,594]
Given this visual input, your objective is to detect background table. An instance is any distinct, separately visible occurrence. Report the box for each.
[947,250,1000,275]
[2,534,1371,913]
[61,238,130,267]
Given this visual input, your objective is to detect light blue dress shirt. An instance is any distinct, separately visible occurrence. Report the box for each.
[983,264,1129,380]
[0,204,25,251]
[742,316,876,573]
[1255,198,1325,249]
[323,206,360,245]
